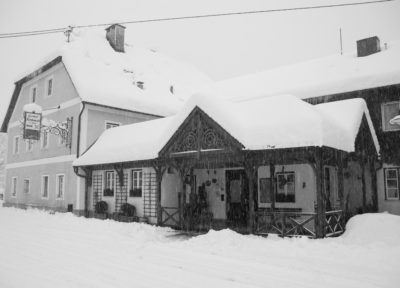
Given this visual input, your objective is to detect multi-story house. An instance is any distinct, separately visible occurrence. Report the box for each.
[208,36,400,215]
[0,24,211,215]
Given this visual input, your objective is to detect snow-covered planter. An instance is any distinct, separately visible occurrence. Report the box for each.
[94,201,108,219]
[116,203,138,222]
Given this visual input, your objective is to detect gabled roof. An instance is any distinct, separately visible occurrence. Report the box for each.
[73,94,379,167]
[204,40,400,102]
[1,28,212,132]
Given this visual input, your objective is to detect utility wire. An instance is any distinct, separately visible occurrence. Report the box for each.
[0,0,394,39]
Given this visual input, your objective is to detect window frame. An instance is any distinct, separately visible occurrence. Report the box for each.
[11,177,17,198]
[13,136,20,154]
[45,76,54,97]
[275,172,296,203]
[258,177,272,204]
[129,169,143,197]
[384,168,400,200]
[105,121,121,130]
[25,139,34,152]
[30,85,38,103]
[381,101,400,132]
[55,174,65,200]
[23,178,30,194]
[104,170,115,197]
[41,175,50,199]
[41,130,49,149]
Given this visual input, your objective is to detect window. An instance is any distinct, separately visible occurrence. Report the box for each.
[56,174,65,199]
[26,139,33,152]
[11,177,17,197]
[105,121,120,130]
[13,136,20,154]
[23,179,30,194]
[41,175,49,198]
[104,171,115,197]
[45,77,53,97]
[130,170,143,197]
[382,102,400,132]
[276,172,295,203]
[41,131,49,149]
[259,178,272,204]
[31,86,37,103]
[384,168,400,200]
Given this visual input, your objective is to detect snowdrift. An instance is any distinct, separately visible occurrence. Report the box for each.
[342,212,400,246]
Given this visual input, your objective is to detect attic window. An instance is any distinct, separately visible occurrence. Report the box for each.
[45,77,54,97]
[31,86,37,103]
[170,85,174,94]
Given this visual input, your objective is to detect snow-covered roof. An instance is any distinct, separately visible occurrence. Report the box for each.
[19,28,212,117]
[73,94,379,167]
[205,40,400,102]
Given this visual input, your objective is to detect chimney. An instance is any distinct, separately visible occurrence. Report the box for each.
[105,24,126,53]
[356,36,380,57]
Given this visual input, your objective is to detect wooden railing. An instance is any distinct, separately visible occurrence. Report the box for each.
[160,206,181,227]
[255,211,317,237]
[324,210,344,237]
[255,210,344,238]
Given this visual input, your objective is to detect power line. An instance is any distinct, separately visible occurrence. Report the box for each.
[0,0,394,39]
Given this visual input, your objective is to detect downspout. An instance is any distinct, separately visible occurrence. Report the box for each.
[74,102,89,216]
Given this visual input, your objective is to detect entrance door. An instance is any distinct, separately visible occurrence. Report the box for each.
[225,170,248,226]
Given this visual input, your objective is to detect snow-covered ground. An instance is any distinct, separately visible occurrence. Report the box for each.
[0,207,399,288]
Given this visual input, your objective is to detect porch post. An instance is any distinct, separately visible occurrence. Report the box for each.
[315,148,326,238]
[269,163,276,211]
[154,164,166,225]
[369,157,378,212]
[337,152,345,211]
[245,161,257,234]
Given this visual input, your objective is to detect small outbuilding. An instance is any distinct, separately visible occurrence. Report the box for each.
[73,94,379,238]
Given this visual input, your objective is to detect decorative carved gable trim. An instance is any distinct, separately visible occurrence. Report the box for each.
[159,107,244,157]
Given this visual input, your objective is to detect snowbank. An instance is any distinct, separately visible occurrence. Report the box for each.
[342,213,400,246]
[0,207,399,288]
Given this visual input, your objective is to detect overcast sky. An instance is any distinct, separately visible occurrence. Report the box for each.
[0,0,399,123]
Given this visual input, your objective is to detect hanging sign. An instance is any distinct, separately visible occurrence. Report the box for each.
[23,112,42,140]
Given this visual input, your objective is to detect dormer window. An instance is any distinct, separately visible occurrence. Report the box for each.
[45,76,54,97]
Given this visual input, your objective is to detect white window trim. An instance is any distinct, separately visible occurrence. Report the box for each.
[13,136,20,154]
[11,177,17,198]
[381,101,400,132]
[129,169,143,197]
[25,139,34,152]
[385,168,399,200]
[105,120,121,130]
[41,175,50,199]
[104,170,116,198]
[41,131,50,149]
[23,178,31,194]
[55,174,65,200]
[30,84,38,103]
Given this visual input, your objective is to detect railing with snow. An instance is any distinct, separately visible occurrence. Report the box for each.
[254,210,344,238]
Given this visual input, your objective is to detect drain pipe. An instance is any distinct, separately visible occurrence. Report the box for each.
[74,102,89,216]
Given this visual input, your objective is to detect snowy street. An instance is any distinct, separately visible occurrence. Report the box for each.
[0,207,399,288]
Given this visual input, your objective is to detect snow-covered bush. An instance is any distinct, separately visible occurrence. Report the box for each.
[120,203,136,217]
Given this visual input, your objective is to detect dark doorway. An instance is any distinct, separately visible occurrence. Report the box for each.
[225,169,248,227]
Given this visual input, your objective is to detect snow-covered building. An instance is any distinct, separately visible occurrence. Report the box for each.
[205,36,400,215]
[0,24,211,214]
[73,93,379,238]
